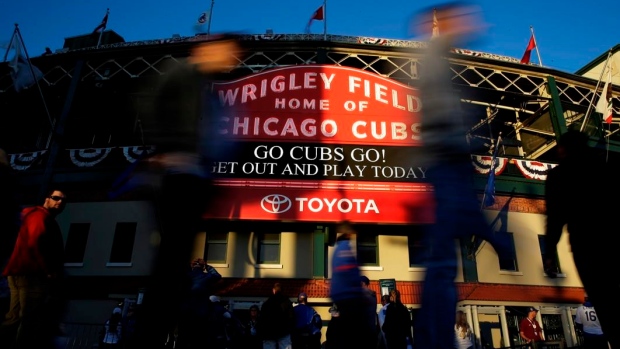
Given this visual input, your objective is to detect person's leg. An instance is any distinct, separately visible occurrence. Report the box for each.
[414,165,460,349]
[278,334,292,349]
[263,339,277,349]
[0,276,20,347]
[133,174,210,349]
[13,276,50,349]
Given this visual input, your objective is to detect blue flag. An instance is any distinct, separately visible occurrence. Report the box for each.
[484,135,502,207]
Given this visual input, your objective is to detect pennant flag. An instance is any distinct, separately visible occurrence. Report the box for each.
[484,135,502,207]
[7,34,43,92]
[93,9,109,33]
[197,11,210,26]
[595,70,613,124]
[520,34,536,64]
[431,8,439,38]
[305,5,324,33]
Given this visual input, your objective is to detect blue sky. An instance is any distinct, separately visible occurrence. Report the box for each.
[2,0,619,73]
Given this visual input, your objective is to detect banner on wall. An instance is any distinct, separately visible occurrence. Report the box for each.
[206,65,432,224]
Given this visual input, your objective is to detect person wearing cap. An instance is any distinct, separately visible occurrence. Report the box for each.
[292,292,322,349]
[575,295,607,349]
[519,307,543,348]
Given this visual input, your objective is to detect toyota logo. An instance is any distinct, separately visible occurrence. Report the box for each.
[261,194,292,214]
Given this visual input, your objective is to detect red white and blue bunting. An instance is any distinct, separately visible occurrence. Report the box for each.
[69,148,112,167]
[9,150,47,171]
[8,146,156,170]
[471,155,508,175]
[513,159,558,180]
[122,145,156,163]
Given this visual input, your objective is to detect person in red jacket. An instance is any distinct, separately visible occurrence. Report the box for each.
[0,189,66,349]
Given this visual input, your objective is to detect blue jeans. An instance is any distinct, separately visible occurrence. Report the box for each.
[263,334,292,349]
[414,161,501,349]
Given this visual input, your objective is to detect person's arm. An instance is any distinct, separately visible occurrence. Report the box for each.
[543,170,565,276]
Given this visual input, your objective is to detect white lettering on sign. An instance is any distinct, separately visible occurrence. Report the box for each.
[296,197,379,213]
[347,76,420,112]
[218,116,338,138]
[218,72,336,106]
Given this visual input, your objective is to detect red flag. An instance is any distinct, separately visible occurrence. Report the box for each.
[520,35,536,64]
[93,10,109,33]
[305,5,324,33]
[310,5,324,21]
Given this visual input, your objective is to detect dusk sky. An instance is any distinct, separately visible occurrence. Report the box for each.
[2,0,619,73]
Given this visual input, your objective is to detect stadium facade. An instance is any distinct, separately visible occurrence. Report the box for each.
[1,30,619,348]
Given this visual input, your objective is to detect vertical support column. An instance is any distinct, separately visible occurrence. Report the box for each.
[313,225,326,278]
[564,306,577,347]
[472,305,481,349]
[499,305,510,348]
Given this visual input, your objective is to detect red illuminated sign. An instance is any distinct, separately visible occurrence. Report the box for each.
[206,65,432,224]
[213,65,422,146]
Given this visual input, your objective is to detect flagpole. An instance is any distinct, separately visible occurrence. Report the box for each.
[480,132,502,209]
[530,26,542,66]
[323,0,327,41]
[580,50,612,132]
[207,0,215,36]
[14,24,53,129]
[2,28,17,62]
[97,8,109,48]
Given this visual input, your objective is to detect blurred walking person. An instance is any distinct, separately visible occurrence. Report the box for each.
[409,3,510,349]
[131,35,244,349]
[544,129,618,349]
[329,222,377,349]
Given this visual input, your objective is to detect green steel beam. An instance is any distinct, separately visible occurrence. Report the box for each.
[313,226,326,279]
[546,76,567,141]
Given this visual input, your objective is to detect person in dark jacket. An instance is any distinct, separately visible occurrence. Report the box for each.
[292,292,322,349]
[382,289,411,349]
[0,189,66,349]
[544,130,618,349]
[177,259,222,349]
[258,282,295,349]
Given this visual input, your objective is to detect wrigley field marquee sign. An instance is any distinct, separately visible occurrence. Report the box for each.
[205,65,434,224]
